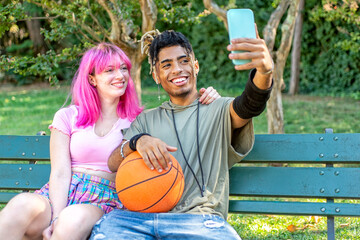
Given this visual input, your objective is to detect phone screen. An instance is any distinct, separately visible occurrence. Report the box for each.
[227,9,256,65]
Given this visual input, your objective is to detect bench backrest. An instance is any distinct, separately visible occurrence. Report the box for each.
[229,132,360,217]
[1,133,360,213]
[0,135,50,203]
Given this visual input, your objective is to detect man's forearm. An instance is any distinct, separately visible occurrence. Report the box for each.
[108,140,134,172]
[253,68,273,90]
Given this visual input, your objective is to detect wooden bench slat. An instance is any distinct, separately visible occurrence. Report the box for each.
[229,166,360,198]
[0,164,50,189]
[242,133,360,163]
[0,192,19,204]
[229,200,360,217]
[0,135,50,160]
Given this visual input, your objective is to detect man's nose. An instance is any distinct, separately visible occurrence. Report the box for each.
[171,62,183,74]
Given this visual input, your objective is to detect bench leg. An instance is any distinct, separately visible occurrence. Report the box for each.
[327,216,335,240]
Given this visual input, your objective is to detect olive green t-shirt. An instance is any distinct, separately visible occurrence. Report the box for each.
[123,97,254,219]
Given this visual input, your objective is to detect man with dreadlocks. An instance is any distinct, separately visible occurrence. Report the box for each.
[90,29,273,240]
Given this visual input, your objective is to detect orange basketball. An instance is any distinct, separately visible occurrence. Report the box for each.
[115,151,184,213]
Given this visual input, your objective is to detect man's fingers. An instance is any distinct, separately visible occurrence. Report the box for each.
[255,23,260,39]
[166,146,178,152]
[138,150,156,170]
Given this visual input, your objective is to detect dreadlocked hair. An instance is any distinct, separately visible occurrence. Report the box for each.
[140,30,196,81]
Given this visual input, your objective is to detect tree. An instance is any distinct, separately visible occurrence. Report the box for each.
[0,0,202,100]
[264,0,300,133]
[289,0,305,95]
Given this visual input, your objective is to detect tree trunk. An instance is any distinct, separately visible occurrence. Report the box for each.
[289,0,305,95]
[25,12,46,55]
[264,0,300,134]
[126,46,147,103]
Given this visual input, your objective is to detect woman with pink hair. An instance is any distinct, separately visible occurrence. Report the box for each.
[0,43,220,240]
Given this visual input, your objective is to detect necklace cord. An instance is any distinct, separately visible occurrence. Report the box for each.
[196,101,205,195]
[171,101,205,197]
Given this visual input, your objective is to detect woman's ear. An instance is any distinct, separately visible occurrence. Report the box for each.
[89,75,96,86]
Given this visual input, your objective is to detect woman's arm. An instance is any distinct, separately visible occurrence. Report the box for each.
[199,86,220,104]
[48,129,72,223]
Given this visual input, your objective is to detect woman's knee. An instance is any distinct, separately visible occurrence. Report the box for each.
[1,193,50,222]
[0,193,51,239]
[52,204,103,238]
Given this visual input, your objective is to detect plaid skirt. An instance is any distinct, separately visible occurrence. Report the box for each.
[35,172,123,214]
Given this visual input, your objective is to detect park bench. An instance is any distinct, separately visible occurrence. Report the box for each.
[1,130,359,240]
[229,129,360,240]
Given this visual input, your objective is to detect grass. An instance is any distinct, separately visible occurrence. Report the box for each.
[1,83,360,238]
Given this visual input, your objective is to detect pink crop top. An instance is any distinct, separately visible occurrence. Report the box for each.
[49,105,132,173]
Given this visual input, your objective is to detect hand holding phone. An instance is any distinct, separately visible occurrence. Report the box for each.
[227,9,256,65]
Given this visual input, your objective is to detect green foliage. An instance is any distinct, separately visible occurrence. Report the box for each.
[1,44,86,85]
[296,0,360,98]
[158,1,202,25]
[0,1,26,38]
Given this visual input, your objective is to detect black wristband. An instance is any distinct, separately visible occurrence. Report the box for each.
[233,69,273,119]
[129,133,151,151]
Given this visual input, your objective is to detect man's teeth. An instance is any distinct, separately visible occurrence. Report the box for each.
[173,77,186,83]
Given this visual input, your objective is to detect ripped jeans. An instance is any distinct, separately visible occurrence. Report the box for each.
[89,210,241,240]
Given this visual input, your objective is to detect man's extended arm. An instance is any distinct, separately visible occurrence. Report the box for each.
[227,36,273,129]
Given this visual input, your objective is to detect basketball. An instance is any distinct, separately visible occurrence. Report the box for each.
[115,151,184,213]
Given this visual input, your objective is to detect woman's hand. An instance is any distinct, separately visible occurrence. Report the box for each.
[42,218,58,240]
[199,86,220,104]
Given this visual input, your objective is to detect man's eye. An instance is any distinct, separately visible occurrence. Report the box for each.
[162,64,171,68]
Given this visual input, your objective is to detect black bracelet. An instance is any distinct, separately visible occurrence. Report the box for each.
[129,133,151,151]
[233,69,273,119]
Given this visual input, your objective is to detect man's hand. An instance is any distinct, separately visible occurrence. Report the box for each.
[227,26,273,77]
[136,135,177,172]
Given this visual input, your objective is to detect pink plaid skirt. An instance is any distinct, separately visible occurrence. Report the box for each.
[35,172,123,214]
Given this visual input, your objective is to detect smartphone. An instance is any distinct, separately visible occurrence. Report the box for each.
[227,9,256,65]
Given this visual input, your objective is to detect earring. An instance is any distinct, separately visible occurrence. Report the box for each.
[157,83,161,101]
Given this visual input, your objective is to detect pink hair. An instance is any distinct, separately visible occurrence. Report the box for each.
[71,43,143,127]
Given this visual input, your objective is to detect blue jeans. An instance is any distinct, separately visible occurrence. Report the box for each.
[90,210,241,240]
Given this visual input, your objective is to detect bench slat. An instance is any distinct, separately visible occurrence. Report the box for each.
[229,166,360,198]
[0,135,50,160]
[0,164,50,189]
[0,192,19,204]
[242,133,360,163]
[229,200,360,217]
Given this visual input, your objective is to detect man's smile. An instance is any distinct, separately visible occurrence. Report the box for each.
[170,76,188,86]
